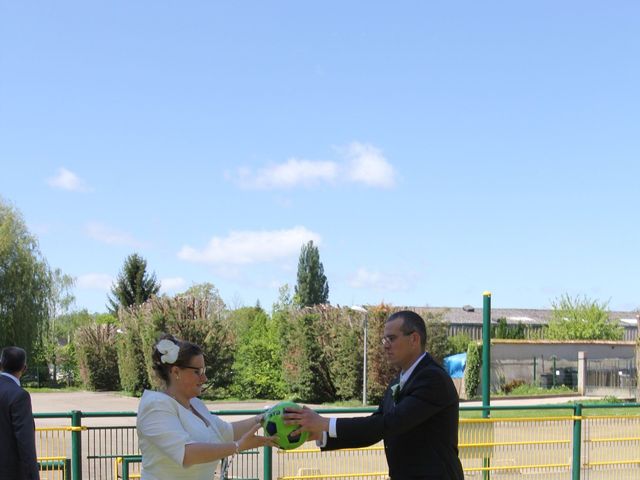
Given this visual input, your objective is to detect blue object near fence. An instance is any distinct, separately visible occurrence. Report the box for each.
[443,352,466,378]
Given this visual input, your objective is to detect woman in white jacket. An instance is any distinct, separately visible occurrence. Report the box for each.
[136,334,275,480]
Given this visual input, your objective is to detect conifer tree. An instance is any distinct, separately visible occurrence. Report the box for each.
[294,241,329,307]
[107,253,160,314]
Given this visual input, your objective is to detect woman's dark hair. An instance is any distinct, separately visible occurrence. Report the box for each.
[151,334,203,384]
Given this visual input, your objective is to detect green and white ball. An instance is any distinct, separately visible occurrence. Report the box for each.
[261,401,309,450]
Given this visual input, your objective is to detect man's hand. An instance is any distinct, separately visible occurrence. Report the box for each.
[283,405,329,437]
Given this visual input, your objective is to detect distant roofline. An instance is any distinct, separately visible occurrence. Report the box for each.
[409,306,639,327]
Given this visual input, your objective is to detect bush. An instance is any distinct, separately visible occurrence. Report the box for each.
[424,312,449,365]
[547,294,623,340]
[492,318,525,339]
[76,324,121,391]
[464,342,481,399]
[117,291,234,396]
[502,379,526,394]
[116,307,149,395]
[313,306,364,402]
[329,315,363,401]
[229,306,287,399]
[446,333,472,356]
[56,342,79,387]
[282,310,335,403]
[508,383,574,396]
[364,304,398,404]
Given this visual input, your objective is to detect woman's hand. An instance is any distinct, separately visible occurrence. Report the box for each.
[237,423,277,451]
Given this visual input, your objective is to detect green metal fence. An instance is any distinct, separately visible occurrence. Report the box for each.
[34,403,640,480]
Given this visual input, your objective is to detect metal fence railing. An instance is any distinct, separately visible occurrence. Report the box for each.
[586,358,637,399]
[34,403,640,480]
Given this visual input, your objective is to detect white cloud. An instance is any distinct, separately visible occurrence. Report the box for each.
[85,222,146,248]
[178,226,321,265]
[77,273,113,291]
[160,277,186,293]
[237,158,338,189]
[344,142,396,188]
[47,167,90,192]
[232,142,396,190]
[348,267,411,292]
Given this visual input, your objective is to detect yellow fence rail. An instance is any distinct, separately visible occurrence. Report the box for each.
[35,426,84,480]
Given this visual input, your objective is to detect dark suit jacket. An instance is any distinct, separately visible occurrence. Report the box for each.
[323,353,464,480]
[0,375,40,480]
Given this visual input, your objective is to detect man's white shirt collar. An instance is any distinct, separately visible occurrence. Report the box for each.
[399,352,426,388]
[0,371,21,386]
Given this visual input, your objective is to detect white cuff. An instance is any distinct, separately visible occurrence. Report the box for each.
[315,432,328,448]
[329,417,337,438]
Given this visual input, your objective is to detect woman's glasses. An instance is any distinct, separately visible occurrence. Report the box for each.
[182,366,206,377]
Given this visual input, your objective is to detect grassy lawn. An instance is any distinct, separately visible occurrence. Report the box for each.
[493,384,576,397]
[461,400,640,419]
[25,386,84,393]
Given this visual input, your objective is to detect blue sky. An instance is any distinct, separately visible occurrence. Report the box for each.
[1,2,639,314]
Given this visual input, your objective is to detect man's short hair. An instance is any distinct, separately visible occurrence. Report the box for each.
[387,310,427,350]
[0,346,27,374]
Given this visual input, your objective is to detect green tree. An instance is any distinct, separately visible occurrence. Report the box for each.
[107,253,160,314]
[45,268,76,383]
[326,308,363,401]
[492,318,526,339]
[547,294,623,340]
[446,333,472,356]
[272,284,293,313]
[52,310,117,386]
[0,198,52,359]
[284,312,336,402]
[180,282,226,320]
[230,306,286,399]
[366,304,397,403]
[75,323,121,391]
[294,241,329,307]
[464,342,481,399]
[117,292,233,396]
[424,311,449,365]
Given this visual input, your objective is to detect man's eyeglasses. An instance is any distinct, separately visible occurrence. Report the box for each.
[182,366,206,377]
[381,331,415,346]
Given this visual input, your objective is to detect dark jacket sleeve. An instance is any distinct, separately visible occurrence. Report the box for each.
[323,402,384,450]
[330,367,452,444]
[12,389,40,479]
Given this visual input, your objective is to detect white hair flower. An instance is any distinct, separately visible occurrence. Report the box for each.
[156,339,180,364]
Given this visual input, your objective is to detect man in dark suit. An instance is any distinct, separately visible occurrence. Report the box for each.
[286,310,464,480]
[0,346,40,480]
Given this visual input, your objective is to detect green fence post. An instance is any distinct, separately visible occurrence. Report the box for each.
[71,410,82,480]
[572,403,582,480]
[482,291,491,480]
[263,445,272,480]
[533,356,537,384]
